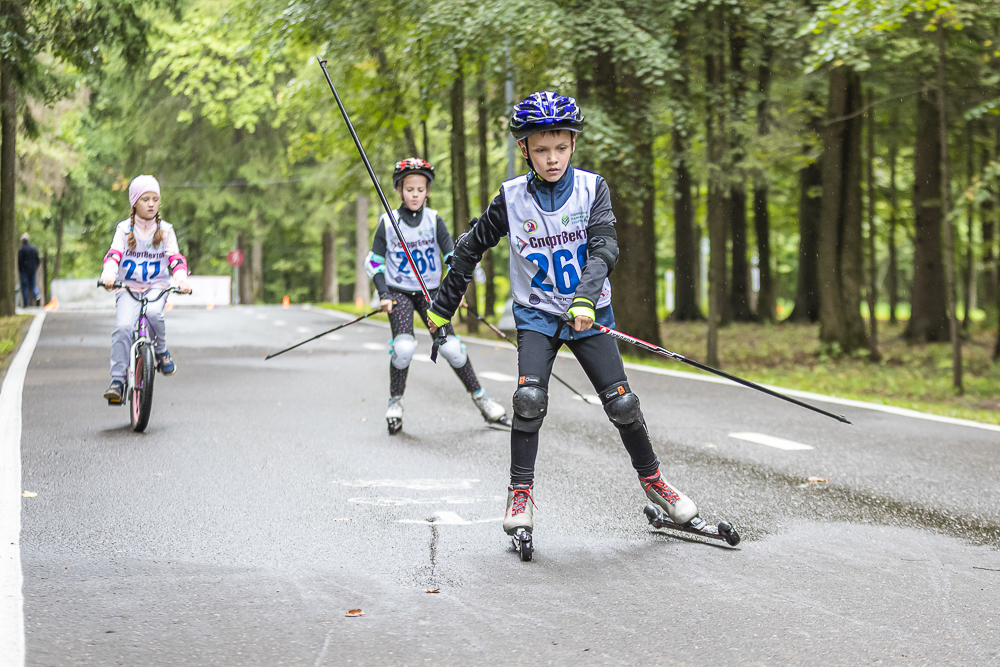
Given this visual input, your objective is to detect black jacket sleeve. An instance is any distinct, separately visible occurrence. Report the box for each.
[436,216,455,258]
[371,220,388,258]
[429,190,510,320]
[573,178,618,306]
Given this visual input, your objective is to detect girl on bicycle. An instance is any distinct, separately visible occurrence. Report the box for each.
[100,175,191,402]
[364,157,509,434]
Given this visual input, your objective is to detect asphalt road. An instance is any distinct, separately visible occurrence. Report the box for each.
[15,305,1000,665]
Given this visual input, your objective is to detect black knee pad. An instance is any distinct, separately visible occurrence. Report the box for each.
[600,381,643,431]
[512,376,548,433]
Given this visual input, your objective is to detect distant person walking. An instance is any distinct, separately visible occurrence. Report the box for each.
[18,233,40,307]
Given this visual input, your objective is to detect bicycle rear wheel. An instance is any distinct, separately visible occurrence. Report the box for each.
[130,344,156,432]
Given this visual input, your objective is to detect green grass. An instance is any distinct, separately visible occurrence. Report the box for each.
[0,314,32,373]
[316,301,1000,426]
[630,320,1000,426]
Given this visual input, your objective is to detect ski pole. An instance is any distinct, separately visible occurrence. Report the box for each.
[575,318,851,424]
[316,57,432,305]
[265,308,384,360]
[472,311,598,405]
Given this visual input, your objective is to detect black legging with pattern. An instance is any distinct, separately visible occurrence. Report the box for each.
[387,288,481,397]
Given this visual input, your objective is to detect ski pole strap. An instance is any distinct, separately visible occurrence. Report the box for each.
[429,327,448,363]
[592,324,852,424]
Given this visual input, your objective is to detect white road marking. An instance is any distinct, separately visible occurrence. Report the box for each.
[273,320,286,327]
[362,342,385,351]
[1,312,45,666]
[340,479,480,491]
[349,496,501,506]
[296,327,310,334]
[572,394,601,404]
[316,307,1000,434]
[255,314,268,320]
[399,511,502,525]
[413,354,432,363]
[728,432,814,451]
[480,371,516,382]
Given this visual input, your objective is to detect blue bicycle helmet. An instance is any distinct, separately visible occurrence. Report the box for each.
[509,91,584,141]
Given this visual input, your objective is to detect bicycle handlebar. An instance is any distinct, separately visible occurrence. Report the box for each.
[96,281,191,301]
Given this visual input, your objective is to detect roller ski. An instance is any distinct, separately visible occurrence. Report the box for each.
[640,470,740,546]
[472,389,512,427]
[504,484,534,561]
[386,396,403,435]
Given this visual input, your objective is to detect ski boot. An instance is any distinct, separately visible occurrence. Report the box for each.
[472,389,511,427]
[640,469,740,546]
[504,484,534,562]
[385,396,403,435]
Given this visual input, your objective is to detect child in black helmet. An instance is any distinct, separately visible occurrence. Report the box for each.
[365,157,510,434]
[427,92,727,558]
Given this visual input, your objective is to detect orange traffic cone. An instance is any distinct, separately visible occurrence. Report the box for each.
[282,295,290,308]
[44,297,58,312]
[355,296,364,309]
[206,302,215,310]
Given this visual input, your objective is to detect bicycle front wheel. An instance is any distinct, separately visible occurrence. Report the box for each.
[130,344,156,432]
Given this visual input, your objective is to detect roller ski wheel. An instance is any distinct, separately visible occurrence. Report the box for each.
[644,505,741,547]
[387,418,402,435]
[511,527,533,562]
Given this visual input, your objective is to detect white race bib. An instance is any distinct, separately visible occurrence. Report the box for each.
[503,170,612,315]
[114,220,172,288]
[383,207,443,291]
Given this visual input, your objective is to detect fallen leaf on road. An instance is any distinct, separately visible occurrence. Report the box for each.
[21,491,37,498]
[426,589,440,594]
[705,443,717,448]
[331,518,351,522]
[345,609,364,617]
[807,476,828,483]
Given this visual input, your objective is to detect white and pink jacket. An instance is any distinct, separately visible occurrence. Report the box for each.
[100,217,188,290]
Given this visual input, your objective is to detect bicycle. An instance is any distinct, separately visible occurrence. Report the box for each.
[99,281,189,432]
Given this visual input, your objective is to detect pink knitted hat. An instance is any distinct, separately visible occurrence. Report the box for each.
[128,175,160,209]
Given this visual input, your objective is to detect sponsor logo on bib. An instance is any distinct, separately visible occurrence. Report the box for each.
[529,294,541,305]
[561,214,570,226]
[515,237,528,253]
[523,220,538,233]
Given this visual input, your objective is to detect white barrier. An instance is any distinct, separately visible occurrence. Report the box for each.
[50,276,232,309]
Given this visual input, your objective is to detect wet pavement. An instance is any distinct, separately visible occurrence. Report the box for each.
[17,306,1000,665]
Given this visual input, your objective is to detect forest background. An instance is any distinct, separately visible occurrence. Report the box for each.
[1,0,999,423]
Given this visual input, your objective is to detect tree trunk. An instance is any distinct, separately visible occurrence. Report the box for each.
[753,45,775,322]
[981,135,996,315]
[670,20,702,321]
[905,91,950,342]
[865,88,880,360]
[53,216,64,286]
[354,195,370,306]
[477,74,496,319]
[321,224,338,302]
[450,63,477,332]
[887,103,900,324]
[237,233,252,304]
[251,226,264,303]
[817,66,867,352]
[936,27,962,391]
[705,21,727,367]
[727,19,752,322]
[0,55,17,317]
[788,133,822,323]
[962,124,975,331]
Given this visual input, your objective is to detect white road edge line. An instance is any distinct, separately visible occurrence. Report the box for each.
[0,312,45,667]
[309,306,1000,434]
[728,432,814,451]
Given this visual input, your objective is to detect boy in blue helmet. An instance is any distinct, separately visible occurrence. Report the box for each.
[427,91,717,557]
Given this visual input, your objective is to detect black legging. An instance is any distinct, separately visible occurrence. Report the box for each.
[510,328,659,485]
[386,288,481,397]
